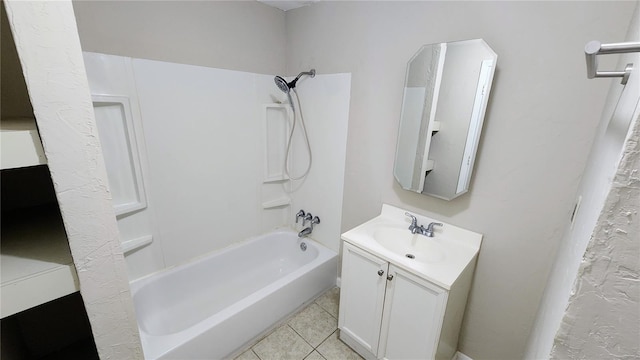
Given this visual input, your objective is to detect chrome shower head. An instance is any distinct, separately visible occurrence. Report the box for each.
[273,69,316,93]
[274,76,290,93]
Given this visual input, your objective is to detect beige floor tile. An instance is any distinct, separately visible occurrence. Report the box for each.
[315,287,340,318]
[252,325,313,360]
[288,303,338,347]
[303,350,326,360]
[234,349,260,360]
[317,330,363,360]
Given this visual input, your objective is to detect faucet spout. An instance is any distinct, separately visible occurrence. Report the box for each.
[298,227,313,238]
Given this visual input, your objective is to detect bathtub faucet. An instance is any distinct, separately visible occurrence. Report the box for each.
[298,216,320,238]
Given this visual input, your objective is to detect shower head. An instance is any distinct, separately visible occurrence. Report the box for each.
[274,76,290,93]
[273,69,316,93]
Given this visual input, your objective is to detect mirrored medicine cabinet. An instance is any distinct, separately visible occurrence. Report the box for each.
[394,39,497,200]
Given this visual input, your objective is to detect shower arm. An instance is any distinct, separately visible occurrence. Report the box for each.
[288,69,316,89]
[295,69,316,80]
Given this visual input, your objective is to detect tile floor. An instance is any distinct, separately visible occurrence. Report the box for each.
[234,288,362,360]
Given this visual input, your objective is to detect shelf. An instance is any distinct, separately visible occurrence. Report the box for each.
[262,197,291,209]
[424,159,435,172]
[1,117,47,170]
[1,206,79,318]
[430,120,441,133]
[122,235,153,254]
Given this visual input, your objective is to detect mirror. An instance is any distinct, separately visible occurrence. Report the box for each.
[394,39,497,200]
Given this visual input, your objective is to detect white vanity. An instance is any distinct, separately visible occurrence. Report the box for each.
[338,204,482,360]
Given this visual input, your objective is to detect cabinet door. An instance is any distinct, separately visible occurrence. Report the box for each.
[378,265,448,360]
[338,242,389,356]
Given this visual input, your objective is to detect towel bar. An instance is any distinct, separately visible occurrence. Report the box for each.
[585,40,640,85]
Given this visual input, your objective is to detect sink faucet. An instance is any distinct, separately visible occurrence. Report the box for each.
[405,212,442,237]
[299,216,320,238]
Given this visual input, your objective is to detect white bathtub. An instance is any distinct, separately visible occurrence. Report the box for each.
[130,230,338,359]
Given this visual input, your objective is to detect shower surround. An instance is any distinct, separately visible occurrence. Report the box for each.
[83,52,351,280]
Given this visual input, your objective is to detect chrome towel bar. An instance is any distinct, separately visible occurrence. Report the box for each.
[585,40,640,85]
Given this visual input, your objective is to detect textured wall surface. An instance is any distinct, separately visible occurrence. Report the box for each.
[551,111,639,359]
[3,2,143,358]
[526,3,640,357]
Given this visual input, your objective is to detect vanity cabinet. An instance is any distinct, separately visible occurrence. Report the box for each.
[339,242,468,360]
[338,242,388,356]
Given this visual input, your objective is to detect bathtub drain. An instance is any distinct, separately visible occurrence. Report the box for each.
[405,254,415,259]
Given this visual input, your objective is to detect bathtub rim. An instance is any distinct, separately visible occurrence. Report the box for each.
[130,227,325,287]
[129,229,337,359]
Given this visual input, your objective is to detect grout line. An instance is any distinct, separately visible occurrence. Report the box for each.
[287,323,316,350]
[314,288,340,319]
[250,348,261,360]
[316,329,338,352]
[315,301,338,321]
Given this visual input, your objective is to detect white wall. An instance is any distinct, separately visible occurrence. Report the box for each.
[288,73,352,252]
[285,2,634,359]
[4,2,143,358]
[526,3,640,358]
[83,52,351,276]
[554,112,640,358]
[72,0,286,76]
[73,0,287,276]
[133,59,268,268]
[134,60,350,268]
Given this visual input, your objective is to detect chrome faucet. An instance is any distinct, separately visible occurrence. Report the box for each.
[405,212,442,237]
[298,227,313,238]
[299,216,320,238]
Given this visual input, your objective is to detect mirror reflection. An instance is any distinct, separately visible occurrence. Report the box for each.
[394,39,497,200]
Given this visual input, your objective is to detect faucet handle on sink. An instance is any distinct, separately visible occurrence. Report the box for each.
[425,222,443,237]
[405,212,418,232]
[405,212,417,224]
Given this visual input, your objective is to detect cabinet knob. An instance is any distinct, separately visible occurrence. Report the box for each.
[378,270,384,276]
[387,274,394,281]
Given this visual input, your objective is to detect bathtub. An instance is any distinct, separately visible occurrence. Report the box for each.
[130,229,338,359]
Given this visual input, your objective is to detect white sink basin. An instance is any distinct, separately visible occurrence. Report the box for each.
[373,228,445,263]
[341,204,482,290]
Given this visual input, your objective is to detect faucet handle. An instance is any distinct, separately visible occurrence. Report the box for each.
[405,212,417,223]
[405,212,418,231]
[303,213,313,226]
[310,216,320,229]
[295,210,306,224]
[427,222,443,230]
[425,222,443,237]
